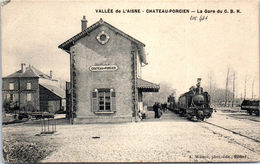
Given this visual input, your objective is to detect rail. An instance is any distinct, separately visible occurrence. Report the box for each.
[203,120,260,143]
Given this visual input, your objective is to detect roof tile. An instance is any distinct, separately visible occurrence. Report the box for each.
[137,78,160,92]
[4,65,54,81]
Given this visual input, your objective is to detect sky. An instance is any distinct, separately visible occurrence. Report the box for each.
[1,0,259,98]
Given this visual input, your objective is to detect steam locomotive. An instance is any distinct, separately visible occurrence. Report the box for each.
[178,78,213,121]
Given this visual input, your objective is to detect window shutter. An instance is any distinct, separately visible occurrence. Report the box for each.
[111,91,116,112]
[92,91,98,112]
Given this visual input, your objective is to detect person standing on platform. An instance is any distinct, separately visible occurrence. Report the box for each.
[158,103,162,118]
[153,102,159,118]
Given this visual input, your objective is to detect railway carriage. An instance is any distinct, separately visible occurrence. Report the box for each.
[167,95,177,112]
[241,99,259,116]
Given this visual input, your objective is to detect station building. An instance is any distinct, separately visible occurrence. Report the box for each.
[60,17,159,123]
[2,64,65,113]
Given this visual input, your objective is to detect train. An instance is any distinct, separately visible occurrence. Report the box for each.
[177,78,213,121]
[167,94,177,112]
[241,99,259,116]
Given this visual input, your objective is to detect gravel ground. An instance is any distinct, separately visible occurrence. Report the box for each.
[206,109,260,142]
[2,110,260,163]
[42,112,259,162]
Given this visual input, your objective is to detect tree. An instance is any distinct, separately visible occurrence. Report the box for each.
[225,66,230,106]
[252,78,255,99]
[232,72,236,107]
[203,84,234,105]
[206,71,217,103]
[143,82,176,106]
[244,75,249,99]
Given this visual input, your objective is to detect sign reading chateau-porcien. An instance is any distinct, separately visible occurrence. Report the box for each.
[89,65,118,72]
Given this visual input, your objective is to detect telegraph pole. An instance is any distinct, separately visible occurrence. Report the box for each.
[252,78,255,99]
[225,67,230,106]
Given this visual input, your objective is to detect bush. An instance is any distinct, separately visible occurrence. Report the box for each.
[3,135,56,163]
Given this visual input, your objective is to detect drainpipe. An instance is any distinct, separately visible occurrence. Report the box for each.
[70,48,74,125]
[134,52,138,122]
[64,49,74,124]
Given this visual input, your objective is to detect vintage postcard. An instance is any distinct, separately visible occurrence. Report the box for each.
[1,0,259,163]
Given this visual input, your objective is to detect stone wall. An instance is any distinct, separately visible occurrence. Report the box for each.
[71,25,136,123]
[2,77,39,111]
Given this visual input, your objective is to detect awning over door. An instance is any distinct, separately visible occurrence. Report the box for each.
[137,78,160,92]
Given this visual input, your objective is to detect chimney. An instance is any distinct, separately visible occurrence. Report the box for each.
[21,63,26,73]
[50,70,53,78]
[81,16,87,31]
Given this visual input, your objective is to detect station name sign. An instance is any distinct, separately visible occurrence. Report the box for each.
[89,65,118,72]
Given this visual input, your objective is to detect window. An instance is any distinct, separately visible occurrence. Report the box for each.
[96,31,110,45]
[27,82,31,90]
[98,89,111,111]
[27,93,32,102]
[92,89,116,112]
[9,83,14,90]
[6,94,15,102]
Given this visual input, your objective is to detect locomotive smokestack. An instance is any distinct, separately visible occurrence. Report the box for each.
[197,78,201,84]
[197,78,202,94]
[197,78,201,86]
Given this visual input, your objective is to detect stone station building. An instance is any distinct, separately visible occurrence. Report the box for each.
[60,17,159,123]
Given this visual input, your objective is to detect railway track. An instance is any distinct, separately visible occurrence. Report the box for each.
[203,120,260,143]
[227,115,260,123]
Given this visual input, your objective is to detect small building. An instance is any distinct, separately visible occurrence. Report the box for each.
[2,64,65,113]
[59,17,159,123]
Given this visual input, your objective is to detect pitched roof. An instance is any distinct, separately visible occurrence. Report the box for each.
[4,65,55,81]
[58,18,145,51]
[137,78,160,92]
[4,68,38,78]
[40,84,65,99]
